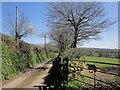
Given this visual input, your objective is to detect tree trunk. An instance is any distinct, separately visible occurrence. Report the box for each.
[73,37,77,48]
[72,29,78,48]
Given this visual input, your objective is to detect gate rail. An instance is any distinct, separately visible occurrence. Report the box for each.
[71,59,120,90]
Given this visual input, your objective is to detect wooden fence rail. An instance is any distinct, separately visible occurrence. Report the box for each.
[71,59,120,90]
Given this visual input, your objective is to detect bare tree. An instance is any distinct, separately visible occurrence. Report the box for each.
[6,6,35,43]
[47,2,114,48]
[49,27,72,54]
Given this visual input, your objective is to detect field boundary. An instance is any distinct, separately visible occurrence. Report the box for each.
[71,59,120,90]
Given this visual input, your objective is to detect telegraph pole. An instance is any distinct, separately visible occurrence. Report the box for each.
[44,34,47,51]
[15,5,18,42]
[44,34,48,57]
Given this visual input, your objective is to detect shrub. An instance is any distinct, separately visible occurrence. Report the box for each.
[61,48,83,60]
[2,43,16,80]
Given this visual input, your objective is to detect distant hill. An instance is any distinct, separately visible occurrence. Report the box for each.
[81,47,119,58]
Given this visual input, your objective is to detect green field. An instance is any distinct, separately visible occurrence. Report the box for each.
[84,56,119,67]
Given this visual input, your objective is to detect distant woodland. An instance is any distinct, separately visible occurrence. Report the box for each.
[81,48,119,58]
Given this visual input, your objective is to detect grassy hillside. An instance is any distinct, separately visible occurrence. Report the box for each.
[1,33,55,80]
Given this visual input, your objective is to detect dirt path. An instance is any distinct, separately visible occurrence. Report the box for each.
[2,61,53,88]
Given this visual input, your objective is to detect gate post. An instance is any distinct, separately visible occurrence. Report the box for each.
[63,57,69,82]
[94,62,96,90]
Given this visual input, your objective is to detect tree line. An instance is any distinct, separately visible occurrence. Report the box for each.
[81,48,119,58]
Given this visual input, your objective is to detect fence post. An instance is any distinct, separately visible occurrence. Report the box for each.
[66,58,69,82]
[63,58,69,82]
[94,62,96,90]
